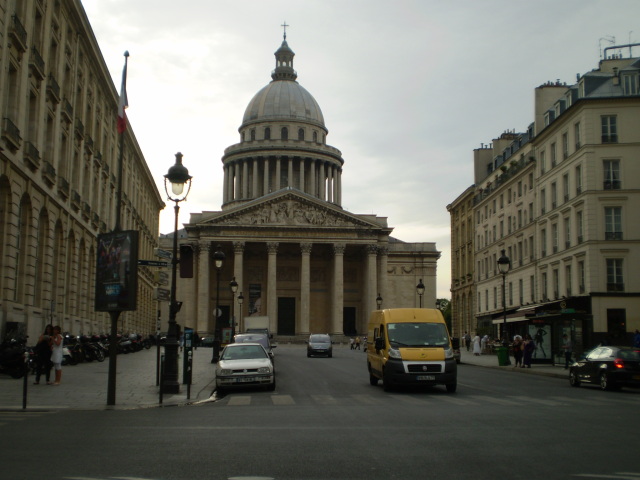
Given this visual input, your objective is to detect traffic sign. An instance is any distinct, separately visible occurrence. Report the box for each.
[154,270,169,286]
[139,260,169,267]
[154,287,170,302]
[154,248,173,260]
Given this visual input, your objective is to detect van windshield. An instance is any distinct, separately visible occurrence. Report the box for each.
[387,323,450,348]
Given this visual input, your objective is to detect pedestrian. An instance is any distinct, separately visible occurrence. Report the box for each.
[350,337,355,350]
[512,335,524,368]
[523,334,535,368]
[633,329,640,348]
[355,336,361,350]
[561,334,573,369]
[50,325,64,385]
[34,324,54,385]
[472,334,481,356]
[464,332,471,352]
[481,334,488,354]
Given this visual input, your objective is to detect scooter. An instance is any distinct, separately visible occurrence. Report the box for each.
[0,338,27,378]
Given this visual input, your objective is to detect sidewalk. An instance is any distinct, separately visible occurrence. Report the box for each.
[459,347,569,379]
[0,346,217,411]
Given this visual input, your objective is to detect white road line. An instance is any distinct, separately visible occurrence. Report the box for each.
[227,396,251,406]
[271,394,294,405]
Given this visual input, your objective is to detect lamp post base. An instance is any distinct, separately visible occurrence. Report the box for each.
[163,341,181,394]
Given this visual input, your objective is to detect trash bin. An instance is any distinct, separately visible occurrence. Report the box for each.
[496,346,511,366]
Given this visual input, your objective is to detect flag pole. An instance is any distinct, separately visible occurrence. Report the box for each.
[107,50,129,407]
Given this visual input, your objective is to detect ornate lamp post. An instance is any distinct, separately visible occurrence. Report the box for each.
[212,245,225,362]
[229,277,238,339]
[163,152,192,393]
[416,279,425,308]
[237,292,244,333]
[497,249,512,347]
[376,293,383,310]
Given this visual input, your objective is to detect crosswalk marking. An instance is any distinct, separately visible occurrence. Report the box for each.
[311,394,338,405]
[350,394,385,405]
[510,395,564,406]
[467,395,520,406]
[227,396,251,406]
[271,394,294,405]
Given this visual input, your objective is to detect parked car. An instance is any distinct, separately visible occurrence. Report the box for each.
[232,333,276,363]
[307,334,333,358]
[569,346,640,391]
[215,343,275,394]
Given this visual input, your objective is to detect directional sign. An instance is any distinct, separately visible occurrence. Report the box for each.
[154,287,171,302]
[154,248,173,260]
[154,270,169,286]
[138,260,169,267]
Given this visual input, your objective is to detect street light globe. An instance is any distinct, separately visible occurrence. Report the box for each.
[497,249,511,274]
[416,279,425,296]
[213,245,225,269]
[164,152,192,200]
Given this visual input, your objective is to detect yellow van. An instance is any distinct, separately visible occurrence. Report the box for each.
[367,308,457,392]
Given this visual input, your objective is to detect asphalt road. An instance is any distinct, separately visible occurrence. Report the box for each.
[1,344,638,480]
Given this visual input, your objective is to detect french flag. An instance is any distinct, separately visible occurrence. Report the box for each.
[117,51,129,134]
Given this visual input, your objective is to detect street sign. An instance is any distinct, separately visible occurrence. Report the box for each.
[154,270,169,286]
[154,287,171,302]
[154,248,173,260]
[139,260,169,267]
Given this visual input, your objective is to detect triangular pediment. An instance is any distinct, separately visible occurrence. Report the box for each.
[194,190,385,230]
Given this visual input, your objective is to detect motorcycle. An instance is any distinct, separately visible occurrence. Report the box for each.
[0,338,28,378]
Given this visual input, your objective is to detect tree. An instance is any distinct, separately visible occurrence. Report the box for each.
[437,298,451,332]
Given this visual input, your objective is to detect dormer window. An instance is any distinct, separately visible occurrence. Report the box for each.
[622,73,638,95]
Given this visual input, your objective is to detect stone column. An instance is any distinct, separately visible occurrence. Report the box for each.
[327,164,333,203]
[287,156,293,187]
[252,157,258,198]
[263,157,270,194]
[223,164,229,203]
[332,243,345,335]
[233,241,245,331]
[242,158,249,199]
[309,159,316,197]
[299,242,312,335]
[365,244,378,332]
[197,242,211,334]
[378,245,389,308]
[233,162,240,202]
[275,156,281,191]
[300,157,305,191]
[267,242,278,334]
[336,168,342,205]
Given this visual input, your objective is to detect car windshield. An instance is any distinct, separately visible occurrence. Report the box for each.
[221,345,268,360]
[310,335,330,344]
[387,323,450,348]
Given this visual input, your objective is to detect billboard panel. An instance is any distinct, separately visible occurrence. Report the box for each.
[95,230,139,311]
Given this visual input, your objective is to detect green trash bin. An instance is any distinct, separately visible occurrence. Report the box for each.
[496,346,511,366]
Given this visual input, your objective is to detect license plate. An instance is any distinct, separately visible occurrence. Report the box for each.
[417,375,435,381]
[235,377,255,383]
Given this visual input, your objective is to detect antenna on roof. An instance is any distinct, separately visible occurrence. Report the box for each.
[599,35,616,59]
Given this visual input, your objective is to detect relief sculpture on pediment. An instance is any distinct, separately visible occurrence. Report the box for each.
[219,200,353,227]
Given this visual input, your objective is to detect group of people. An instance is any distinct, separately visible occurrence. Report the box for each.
[349,336,363,350]
[33,324,64,385]
[512,334,536,368]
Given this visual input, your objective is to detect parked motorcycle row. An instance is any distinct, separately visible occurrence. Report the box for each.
[0,333,152,379]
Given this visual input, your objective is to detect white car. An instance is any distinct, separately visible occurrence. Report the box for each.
[215,342,275,394]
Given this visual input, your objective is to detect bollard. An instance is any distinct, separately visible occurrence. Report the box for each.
[22,350,29,410]
[159,354,165,405]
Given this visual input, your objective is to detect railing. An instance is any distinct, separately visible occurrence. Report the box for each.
[605,232,623,241]
[29,46,45,80]
[9,15,27,51]
[47,75,61,103]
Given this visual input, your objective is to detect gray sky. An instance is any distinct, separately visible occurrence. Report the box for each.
[81,0,640,298]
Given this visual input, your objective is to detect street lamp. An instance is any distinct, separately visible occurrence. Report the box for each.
[497,249,511,347]
[212,245,225,362]
[376,293,383,310]
[229,277,238,339]
[163,152,192,393]
[237,292,244,333]
[416,279,425,308]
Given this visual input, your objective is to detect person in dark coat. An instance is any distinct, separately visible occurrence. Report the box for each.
[34,324,53,385]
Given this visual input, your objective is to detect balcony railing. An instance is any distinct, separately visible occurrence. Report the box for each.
[57,176,70,199]
[42,161,56,185]
[605,232,623,241]
[603,180,621,190]
[607,283,624,292]
[2,117,22,151]
[24,141,41,170]
[46,75,61,103]
[29,46,45,80]
[9,15,27,52]
[61,98,73,122]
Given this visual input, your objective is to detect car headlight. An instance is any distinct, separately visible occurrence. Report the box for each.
[218,369,232,375]
[388,347,402,359]
[444,347,454,359]
[257,366,272,374]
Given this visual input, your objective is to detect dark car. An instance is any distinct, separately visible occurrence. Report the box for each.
[232,333,276,363]
[569,346,640,391]
[307,334,332,358]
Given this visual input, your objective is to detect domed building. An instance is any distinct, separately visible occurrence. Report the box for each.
[170,34,440,341]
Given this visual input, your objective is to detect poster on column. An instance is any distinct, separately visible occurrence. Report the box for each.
[249,283,262,316]
[529,324,551,360]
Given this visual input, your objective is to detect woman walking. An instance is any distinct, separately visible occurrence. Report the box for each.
[50,326,63,385]
[513,335,524,368]
[34,324,53,385]
[523,334,535,368]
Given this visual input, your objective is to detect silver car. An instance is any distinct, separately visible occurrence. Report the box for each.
[215,343,275,394]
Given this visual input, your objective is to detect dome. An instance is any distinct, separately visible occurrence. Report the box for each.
[241,80,325,128]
